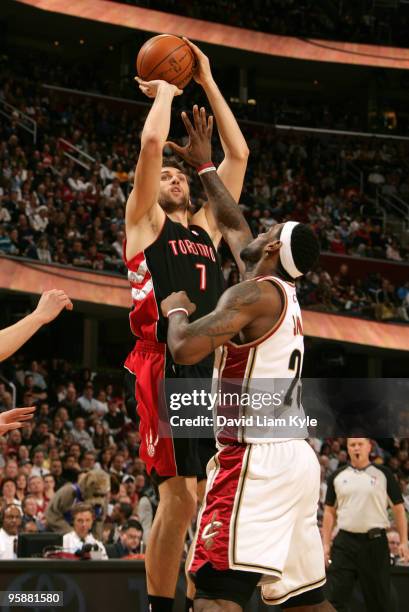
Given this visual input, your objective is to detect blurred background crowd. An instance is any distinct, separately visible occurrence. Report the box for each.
[1,61,408,324]
[0,356,408,561]
[113,0,409,47]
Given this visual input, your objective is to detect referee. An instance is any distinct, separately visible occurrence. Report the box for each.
[322,437,409,612]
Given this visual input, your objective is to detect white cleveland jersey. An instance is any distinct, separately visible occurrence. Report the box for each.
[213,275,307,444]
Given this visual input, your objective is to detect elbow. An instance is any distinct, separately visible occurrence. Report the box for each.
[171,345,198,366]
[141,134,163,155]
[230,146,250,162]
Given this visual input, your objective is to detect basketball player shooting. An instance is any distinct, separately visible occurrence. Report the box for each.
[124,40,249,611]
[161,112,334,611]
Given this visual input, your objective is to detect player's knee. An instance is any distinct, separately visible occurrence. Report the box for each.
[177,490,197,523]
[160,490,197,525]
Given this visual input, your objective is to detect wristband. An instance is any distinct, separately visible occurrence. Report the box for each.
[167,307,189,318]
[197,162,216,176]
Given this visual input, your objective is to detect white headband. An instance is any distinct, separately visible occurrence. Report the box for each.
[279,221,303,279]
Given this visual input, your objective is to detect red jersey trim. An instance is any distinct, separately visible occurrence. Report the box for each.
[227,277,288,350]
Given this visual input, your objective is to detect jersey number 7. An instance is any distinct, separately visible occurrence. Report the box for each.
[195,263,207,291]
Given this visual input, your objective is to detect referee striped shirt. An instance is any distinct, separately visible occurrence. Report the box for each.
[325,463,403,533]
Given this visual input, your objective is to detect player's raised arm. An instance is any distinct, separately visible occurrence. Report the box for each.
[125,79,182,254]
[183,38,249,201]
[0,290,73,362]
[160,280,282,365]
[166,107,252,274]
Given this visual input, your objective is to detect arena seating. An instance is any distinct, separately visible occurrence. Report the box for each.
[109,0,409,47]
[1,64,408,322]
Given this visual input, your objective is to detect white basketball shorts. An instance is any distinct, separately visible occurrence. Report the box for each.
[189,438,326,606]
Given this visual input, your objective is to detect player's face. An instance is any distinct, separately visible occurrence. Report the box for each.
[240,223,283,264]
[159,167,190,212]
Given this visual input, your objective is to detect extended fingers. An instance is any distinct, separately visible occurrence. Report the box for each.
[207,114,214,138]
[181,111,195,137]
[199,106,209,134]
[192,105,203,134]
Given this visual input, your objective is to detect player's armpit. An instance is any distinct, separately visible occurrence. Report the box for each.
[125,195,165,259]
[167,281,264,365]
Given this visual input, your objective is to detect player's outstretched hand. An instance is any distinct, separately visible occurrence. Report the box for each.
[34,289,73,325]
[166,105,213,168]
[161,291,197,318]
[134,77,183,99]
[182,38,212,86]
[0,406,35,435]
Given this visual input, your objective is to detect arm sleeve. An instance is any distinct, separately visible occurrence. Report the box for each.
[381,466,404,505]
[324,472,337,507]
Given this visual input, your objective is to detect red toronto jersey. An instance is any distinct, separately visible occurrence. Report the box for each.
[124,215,224,345]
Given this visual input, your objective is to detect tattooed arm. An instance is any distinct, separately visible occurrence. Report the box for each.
[161,280,282,365]
[198,169,252,276]
[167,106,252,273]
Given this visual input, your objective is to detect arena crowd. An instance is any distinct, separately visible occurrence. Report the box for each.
[0,357,408,561]
[112,0,409,47]
[1,70,408,323]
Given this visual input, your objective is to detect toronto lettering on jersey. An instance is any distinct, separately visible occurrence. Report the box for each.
[168,239,216,262]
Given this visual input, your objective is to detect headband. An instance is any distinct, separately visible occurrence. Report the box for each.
[279,221,303,279]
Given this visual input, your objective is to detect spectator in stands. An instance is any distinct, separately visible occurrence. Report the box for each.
[103,401,125,438]
[122,475,139,507]
[1,479,21,509]
[43,474,56,504]
[3,461,19,480]
[30,447,50,477]
[27,475,47,519]
[136,483,158,546]
[105,519,143,558]
[0,504,22,559]
[77,384,99,414]
[62,503,108,559]
[109,453,126,480]
[92,421,113,450]
[21,495,45,531]
[81,451,97,471]
[387,528,409,566]
[15,473,27,504]
[49,459,66,490]
[71,417,95,451]
[25,360,47,390]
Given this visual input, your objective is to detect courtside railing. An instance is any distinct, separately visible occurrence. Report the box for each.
[0,99,37,144]
[58,137,108,172]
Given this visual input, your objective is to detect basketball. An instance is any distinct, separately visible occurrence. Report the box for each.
[136,34,195,89]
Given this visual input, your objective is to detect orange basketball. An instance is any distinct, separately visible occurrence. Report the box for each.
[136,34,195,89]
